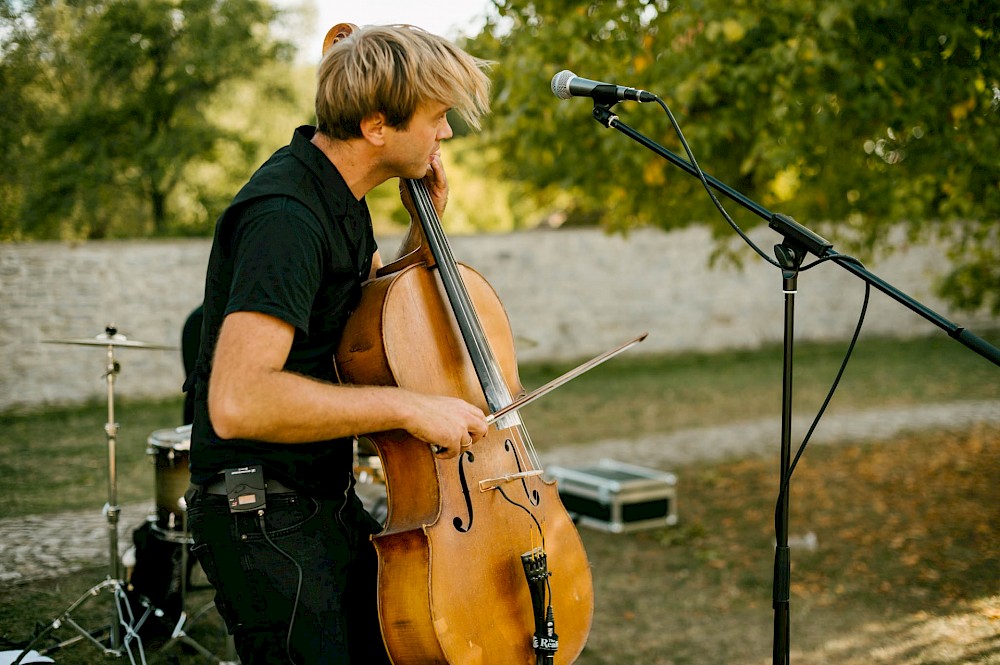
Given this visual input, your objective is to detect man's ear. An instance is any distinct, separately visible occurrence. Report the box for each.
[359,112,387,146]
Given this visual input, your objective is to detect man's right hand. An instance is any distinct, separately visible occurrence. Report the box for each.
[402,391,488,459]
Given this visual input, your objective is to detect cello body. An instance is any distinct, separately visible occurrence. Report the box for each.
[336,256,594,664]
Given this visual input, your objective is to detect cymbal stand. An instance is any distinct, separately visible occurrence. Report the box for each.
[15,326,154,664]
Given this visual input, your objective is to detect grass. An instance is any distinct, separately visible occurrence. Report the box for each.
[0,333,997,663]
[2,333,999,520]
[517,330,1000,447]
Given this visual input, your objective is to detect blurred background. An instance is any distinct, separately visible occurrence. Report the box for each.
[2,0,997,320]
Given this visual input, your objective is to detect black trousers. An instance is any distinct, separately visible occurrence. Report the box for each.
[185,483,392,665]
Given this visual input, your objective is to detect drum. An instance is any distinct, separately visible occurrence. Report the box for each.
[146,424,192,541]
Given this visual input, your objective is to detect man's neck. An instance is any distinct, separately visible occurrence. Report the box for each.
[310,131,388,201]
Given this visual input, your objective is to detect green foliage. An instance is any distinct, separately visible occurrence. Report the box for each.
[468,0,999,313]
[0,0,298,239]
[3,0,996,312]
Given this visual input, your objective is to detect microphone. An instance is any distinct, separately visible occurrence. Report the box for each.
[550,70,657,104]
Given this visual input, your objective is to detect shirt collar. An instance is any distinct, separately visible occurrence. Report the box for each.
[289,125,356,217]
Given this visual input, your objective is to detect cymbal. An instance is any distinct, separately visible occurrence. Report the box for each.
[43,332,176,350]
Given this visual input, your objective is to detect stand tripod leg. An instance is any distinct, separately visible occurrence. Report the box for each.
[17,579,115,659]
[159,607,225,661]
[13,577,152,664]
[115,581,154,664]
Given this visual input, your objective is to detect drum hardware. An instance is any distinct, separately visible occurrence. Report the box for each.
[42,328,177,351]
[15,325,174,664]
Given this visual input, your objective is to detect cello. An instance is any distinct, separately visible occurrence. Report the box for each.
[326,24,594,664]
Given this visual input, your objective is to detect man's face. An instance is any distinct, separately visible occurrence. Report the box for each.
[382,101,454,179]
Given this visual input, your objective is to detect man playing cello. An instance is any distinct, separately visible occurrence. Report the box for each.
[184,24,491,664]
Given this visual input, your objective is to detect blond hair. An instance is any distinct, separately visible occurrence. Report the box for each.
[316,24,492,140]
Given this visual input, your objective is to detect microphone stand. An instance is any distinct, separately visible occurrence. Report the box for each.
[587,101,1000,665]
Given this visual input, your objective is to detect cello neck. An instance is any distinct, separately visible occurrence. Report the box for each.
[402,178,514,415]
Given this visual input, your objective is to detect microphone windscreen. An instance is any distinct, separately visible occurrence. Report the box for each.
[550,70,576,99]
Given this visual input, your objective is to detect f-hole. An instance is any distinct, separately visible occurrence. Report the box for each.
[452,450,476,533]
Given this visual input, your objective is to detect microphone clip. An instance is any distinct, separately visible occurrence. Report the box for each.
[591,104,619,129]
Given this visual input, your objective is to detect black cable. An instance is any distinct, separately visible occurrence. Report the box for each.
[497,485,558,661]
[645,95,873,544]
[258,510,303,665]
[773,280,870,537]
[653,97,783,270]
[495,484,547,551]
[802,253,866,273]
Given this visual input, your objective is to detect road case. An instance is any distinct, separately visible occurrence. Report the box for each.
[547,459,678,533]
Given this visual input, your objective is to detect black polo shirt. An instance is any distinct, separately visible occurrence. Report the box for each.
[188,126,376,496]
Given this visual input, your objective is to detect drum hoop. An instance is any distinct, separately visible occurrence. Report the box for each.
[147,425,191,451]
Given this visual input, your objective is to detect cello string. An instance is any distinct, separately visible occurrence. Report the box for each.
[408,180,545,471]
[409,181,544,468]
[407,185,551,563]
[408,181,513,404]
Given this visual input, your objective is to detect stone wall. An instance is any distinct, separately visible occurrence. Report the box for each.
[1,227,994,412]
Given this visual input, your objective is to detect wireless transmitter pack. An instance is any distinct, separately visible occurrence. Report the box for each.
[224,465,267,513]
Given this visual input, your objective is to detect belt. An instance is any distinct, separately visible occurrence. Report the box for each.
[200,474,299,496]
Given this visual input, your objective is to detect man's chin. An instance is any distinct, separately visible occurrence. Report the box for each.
[405,165,432,181]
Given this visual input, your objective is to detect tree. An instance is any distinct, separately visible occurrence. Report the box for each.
[0,0,297,239]
[467,0,999,314]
